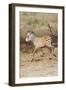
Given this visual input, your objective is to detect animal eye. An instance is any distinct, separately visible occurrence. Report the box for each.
[27,35,29,38]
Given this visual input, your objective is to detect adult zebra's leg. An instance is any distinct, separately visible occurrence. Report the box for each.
[49,46,54,60]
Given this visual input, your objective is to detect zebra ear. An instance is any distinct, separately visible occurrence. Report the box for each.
[27,31,35,35]
[26,31,31,34]
[31,31,34,34]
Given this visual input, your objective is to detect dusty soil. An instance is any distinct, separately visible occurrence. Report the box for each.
[19,47,58,78]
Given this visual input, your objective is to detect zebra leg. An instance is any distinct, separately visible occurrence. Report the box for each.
[31,48,37,62]
[49,46,54,60]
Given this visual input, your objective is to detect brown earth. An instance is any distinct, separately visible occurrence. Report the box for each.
[20,47,58,77]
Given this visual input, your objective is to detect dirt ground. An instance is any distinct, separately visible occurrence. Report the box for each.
[19,47,58,78]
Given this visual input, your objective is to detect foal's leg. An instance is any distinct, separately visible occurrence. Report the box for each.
[31,48,37,62]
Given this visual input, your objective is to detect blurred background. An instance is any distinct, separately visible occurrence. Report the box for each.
[20,12,58,52]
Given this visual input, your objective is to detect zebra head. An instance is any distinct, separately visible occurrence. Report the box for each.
[25,31,36,42]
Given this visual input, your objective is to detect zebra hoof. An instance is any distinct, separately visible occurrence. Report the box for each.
[49,57,52,60]
[31,58,34,62]
[53,54,56,57]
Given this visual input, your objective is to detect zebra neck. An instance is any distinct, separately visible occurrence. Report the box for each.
[31,35,36,44]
